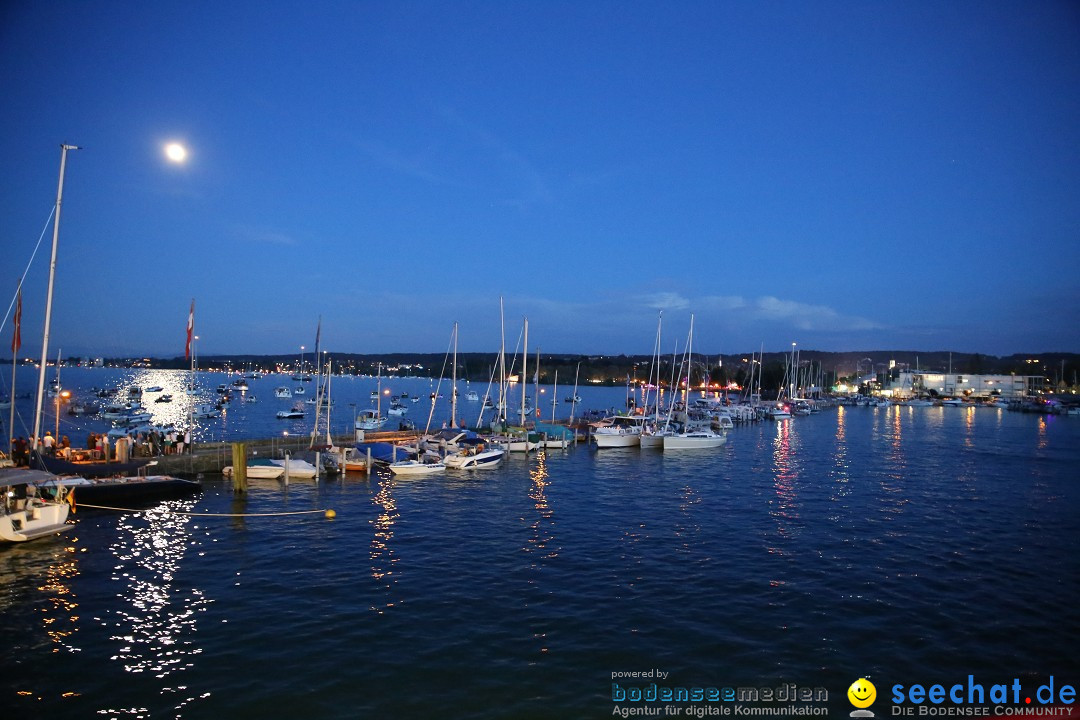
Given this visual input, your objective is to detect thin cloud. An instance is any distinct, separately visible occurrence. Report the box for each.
[438,106,553,206]
[349,137,453,186]
[753,296,883,331]
[232,225,298,246]
[643,292,690,310]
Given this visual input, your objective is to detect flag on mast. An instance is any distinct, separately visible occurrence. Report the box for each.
[185,299,195,359]
[10,284,21,354]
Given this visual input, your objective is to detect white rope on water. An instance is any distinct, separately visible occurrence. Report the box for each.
[71,503,334,517]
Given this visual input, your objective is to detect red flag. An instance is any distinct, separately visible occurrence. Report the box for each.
[10,286,21,354]
[185,299,194,359]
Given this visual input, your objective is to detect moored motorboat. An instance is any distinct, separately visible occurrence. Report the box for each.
[389,458,446,475]
[222,459,286,480]
[591,415,647,448]
[269,457,318,478]
[355,409,388,430]
[443,439,505,469]
[276,402,305,419]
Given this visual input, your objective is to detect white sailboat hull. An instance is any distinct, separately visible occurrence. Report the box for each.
[638,433,666,449]
[593,429,641,448]
[1,501,71,542]
[663,432,727,450]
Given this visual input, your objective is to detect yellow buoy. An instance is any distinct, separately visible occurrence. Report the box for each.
[325,509,336,519]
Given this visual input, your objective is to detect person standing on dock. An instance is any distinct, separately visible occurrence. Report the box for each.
[175,431,185,455]
[183,427,192,454]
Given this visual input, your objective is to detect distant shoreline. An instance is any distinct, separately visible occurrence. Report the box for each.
[3,350,1077,391]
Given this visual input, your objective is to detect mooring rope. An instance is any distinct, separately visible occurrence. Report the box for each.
[71,503,335,517]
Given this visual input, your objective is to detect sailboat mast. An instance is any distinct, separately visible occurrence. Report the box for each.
[570,361,580,425]
[9,280,21,456]
[647,311,663,414]
[32,143,78,451]
[498,297,506,424]
[325,358,333,446]
[551,369,558,422]
[520,317,528,426]
[534,345,540,420]
[451,322,458,426]
[687,314,695,395]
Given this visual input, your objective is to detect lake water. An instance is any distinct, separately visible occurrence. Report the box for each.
[2,368,1078,718]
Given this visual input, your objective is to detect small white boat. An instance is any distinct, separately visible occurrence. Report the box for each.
[355,409,388,430]
[293,385,306,396]
[269,458,318,478]
[193,403,222,419]
[222,461,285,480]
[276,402,305,419]
[465,391,479,402]
[145,386,164,393]
[486,433,537,453]
[275,386,292,398]
[389,458,446,475]
[767,404,792,419]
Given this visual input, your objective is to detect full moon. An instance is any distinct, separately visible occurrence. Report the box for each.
[165,142,188,163]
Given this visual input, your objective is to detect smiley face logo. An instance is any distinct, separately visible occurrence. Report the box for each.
[848,678,876,708]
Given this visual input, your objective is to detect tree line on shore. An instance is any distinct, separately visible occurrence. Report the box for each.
[8,350,1077,394]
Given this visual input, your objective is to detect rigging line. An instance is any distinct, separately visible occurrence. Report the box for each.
[0,205,57,336]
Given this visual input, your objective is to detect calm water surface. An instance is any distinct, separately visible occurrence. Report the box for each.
[2,369,1078,718]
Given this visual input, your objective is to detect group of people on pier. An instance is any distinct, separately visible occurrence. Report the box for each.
[6,426,194,466]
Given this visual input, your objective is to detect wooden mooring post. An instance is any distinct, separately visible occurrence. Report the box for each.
[231,442,248,494]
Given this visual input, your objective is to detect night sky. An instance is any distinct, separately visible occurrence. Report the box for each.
[2,1,1078,358]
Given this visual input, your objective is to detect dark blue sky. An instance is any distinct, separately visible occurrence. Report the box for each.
[2,1,1078,358]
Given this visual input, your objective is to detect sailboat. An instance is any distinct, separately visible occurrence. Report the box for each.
[663,314,727,450]
[4,145,79,542]
[355,363,388,431]
[639,312,670,449]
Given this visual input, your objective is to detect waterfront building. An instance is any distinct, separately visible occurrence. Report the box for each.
[881,371,1042,399]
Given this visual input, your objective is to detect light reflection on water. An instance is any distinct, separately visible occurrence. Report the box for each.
[99,498,211,717]
[769,419,801,549]
[369,475,399,613]
[40,540,81,653]
[525,450,556,655]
